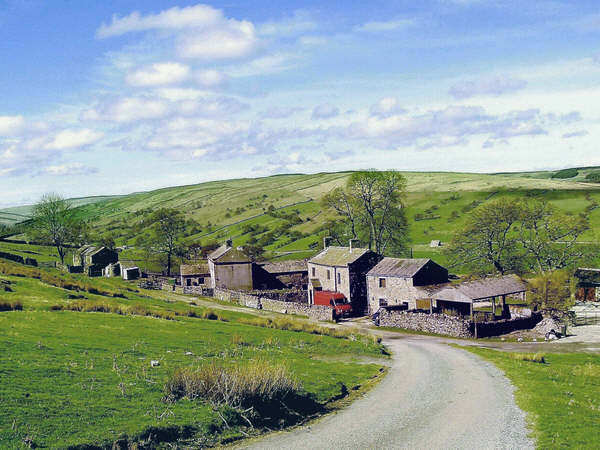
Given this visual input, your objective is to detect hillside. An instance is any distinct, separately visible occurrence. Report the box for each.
[3,169,600,269]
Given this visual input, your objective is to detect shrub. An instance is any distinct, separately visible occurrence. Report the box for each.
[585,171,600,183]
[510,352,546,363]
[552,168,578,179]
[0,301,23,312]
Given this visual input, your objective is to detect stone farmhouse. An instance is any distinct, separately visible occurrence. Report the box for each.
[180,263,211,288]
[253,260,308,290]
[308,240,382,315]
[73,245,118,277]
[366,258,449,314]
[208,240,253,290]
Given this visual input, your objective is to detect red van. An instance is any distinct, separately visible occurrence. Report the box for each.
[313,291,352,318]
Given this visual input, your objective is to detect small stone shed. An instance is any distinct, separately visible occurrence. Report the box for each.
[122,266,140,281]
[73,245,119,277]
[307,240,382,315]
[180,263,211,287]
[574,268,600,301]
[208,240,253,291]
[433,275,527,318]
[253,260,308,290]
[366,258,449,314]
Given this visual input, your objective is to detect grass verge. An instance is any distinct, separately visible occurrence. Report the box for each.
[462,347,600,448]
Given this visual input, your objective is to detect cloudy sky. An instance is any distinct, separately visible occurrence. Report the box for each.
[1,0,600,206]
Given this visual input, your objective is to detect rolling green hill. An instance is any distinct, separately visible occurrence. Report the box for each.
[3,169,600,269]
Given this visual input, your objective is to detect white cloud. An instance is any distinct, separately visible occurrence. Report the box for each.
[369,97,406,118]
[45,129,103,150]
[312,103,339,120]
[355,19,414,32]
[84,97,169,123]
[261,106,304,119]
[96,4,223,38]
[127,62,190,86]
[562,130,589,139]
[259,10,316,36]
[44,162,98,176]
[177,21,259,60]
[0,115,25,135]
[196,69,227,87]
[449,75,527,99]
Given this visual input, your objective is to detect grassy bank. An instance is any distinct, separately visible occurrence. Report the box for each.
[463,347,600,449]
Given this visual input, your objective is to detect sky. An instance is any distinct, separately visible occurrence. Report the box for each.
[1,0,600,207]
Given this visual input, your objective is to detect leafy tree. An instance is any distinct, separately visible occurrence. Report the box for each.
[446,198,524,275]
[322,170,409,255]
[518,200,589,273]
[30,193,81,264]
[241,244,265,261]
[145,208,186,276]
[98,232,117,250]
[528,270,576,314]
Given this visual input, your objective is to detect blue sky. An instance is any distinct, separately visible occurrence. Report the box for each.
[1,0,600,206]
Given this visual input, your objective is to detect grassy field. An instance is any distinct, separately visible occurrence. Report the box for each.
[0,260,386,448]
[2,169,600,272]
[463,347,600,449]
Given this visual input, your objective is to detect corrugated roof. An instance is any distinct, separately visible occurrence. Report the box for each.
[435,275,527,302]
[367,258,431,278]
[308,246,370,267]
[208,245,251,264]
[258,260,307,273]
[180,263,210,276]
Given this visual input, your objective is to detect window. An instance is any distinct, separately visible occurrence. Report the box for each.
[379,298,388,307]
[379,278,386,288]
[327,270,331,280]
[198,277,204,285]
[311,267,315,277]
[337,272,341,284]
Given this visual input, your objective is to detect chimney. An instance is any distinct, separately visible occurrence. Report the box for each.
[226,238,233,248]
[349,239,360,252]
[323,236,332,249]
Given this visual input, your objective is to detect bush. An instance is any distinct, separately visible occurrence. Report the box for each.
[585,171,600,183]
[509,352,546,364]
[0,301,23,312]
[552,168,578,179]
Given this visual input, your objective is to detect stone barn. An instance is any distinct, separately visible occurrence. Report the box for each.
[307,240,382,315]
[366,258,449,314]
[574,268,600,301]
[122,266,140,281]
[180,263,211,287]
[253,260,308,290]
[73,245,118,277]
[208,240,253,291]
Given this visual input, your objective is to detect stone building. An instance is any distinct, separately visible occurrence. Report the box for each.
[180,263,211,287]
[208,240,253,290]
[253,260,308,290]
[366,258,449,314]
[73,245,118,277]
[307,240,382,315]
[574,268,600,301]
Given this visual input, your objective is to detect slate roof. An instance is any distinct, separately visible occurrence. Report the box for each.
[258,260,307,273]
[308,246,371,267]
[77,245,114,257]
[180,263,210,276]
[208,245,251,264]
[367,258,431,278]
[575,268,600,284]
[435,275,527,303]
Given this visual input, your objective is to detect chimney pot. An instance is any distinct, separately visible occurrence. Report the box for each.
[226,238,233,247]
[323,236,332,248]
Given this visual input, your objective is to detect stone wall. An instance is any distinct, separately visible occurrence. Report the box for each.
[379,308,472,338]
[213,287,334,321]
[248,289,306,303]
[183,286,214,296]
[379,307,542,338]
[0,251,38,267]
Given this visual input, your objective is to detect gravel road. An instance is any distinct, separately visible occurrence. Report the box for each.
[237,336,534,450]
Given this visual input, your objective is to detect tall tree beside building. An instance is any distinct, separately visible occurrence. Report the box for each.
[322,170,408,255]
[30,193,80,264]
[147,208,186,276]
[528,270,576,314]
[446,197,523,275]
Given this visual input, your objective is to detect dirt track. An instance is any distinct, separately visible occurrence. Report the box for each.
[236,334,534,450]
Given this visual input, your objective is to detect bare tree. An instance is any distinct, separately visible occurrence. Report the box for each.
[147,208,186,276]
[31,193,79,264]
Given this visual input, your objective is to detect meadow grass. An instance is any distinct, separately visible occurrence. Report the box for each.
[463,347,600,449]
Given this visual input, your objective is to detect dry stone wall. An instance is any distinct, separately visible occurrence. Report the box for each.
[379,309,472,338]
[213,287,334,321]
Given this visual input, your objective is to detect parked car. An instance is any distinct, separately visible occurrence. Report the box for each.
[313,290,352,318]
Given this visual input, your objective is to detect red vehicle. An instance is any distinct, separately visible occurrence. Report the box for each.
[313,291,352,318]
